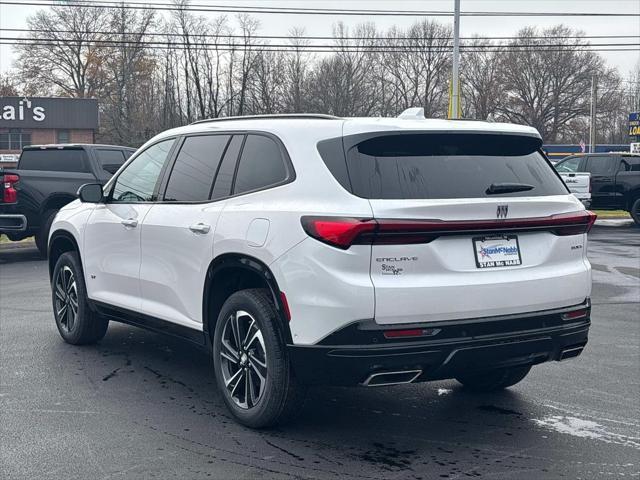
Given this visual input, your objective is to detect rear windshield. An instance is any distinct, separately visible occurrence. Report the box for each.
[340,133,567,199]
[19,149,88,173]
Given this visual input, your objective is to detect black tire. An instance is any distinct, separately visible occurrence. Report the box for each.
[52,251,109,345]
[212,288,306,428]
[630,198,640,226]
[456,365,532,392]
[35,209,57,257]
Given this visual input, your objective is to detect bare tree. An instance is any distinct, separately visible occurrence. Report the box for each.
[15,2,110,97]
[461,38,502,120]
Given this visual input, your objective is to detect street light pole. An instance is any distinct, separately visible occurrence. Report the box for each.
[589,75,597,153]
[450,0,461,119]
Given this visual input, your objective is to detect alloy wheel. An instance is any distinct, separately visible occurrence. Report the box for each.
[54,265,78,333]
[219,310,268,409]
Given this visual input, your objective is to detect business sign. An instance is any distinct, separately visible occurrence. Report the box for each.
[630,112,640,141]
[0,96,99,129]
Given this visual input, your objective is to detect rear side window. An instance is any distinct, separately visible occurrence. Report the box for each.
[211,135,243,200]
[19,149,88,172]
[95,149,127,175]
[342,133,567,199]
[233,135,288,195]
[164,135,230,202]
[586,156,614,175]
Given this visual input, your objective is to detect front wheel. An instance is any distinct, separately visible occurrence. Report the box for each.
[52,252,109,345]
[212,289,305,428]
[456,365,531,392]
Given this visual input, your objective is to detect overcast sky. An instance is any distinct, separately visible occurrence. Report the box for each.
[0,0,638,76]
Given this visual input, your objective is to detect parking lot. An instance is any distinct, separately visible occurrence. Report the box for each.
[0,222,638,480]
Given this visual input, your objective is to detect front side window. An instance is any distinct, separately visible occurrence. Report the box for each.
[164,135,230,202]
[111,139,175,203]
[555,156,582,173]
[622,156,640,171]
[233,135,288,195]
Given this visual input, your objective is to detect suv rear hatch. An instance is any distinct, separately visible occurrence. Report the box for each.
[339,131,593,324]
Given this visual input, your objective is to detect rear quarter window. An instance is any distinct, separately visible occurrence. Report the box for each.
[333,133,568,199]
[18,149,88,173]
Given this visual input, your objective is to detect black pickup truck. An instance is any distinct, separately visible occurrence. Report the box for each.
[554,152,640,225]
[0,144,135,254]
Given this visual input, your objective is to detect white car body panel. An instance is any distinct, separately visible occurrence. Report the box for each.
[48,115,593,348]
[83,203,153,311]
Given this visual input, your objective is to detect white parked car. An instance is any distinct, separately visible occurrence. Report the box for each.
[48,114,595,427]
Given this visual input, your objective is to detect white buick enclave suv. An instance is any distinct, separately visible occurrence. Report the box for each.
[48,113,595,427]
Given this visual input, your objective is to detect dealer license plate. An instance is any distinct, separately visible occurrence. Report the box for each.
[473,235,522,269]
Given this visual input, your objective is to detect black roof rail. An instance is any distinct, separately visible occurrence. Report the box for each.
[190,113,340,125]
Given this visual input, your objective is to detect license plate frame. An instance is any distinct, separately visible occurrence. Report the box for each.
[472,235,522,269]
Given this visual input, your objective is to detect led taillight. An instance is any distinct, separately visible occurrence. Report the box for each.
[300,216,376,249]
[3,174,19,203]
[301,211,597,249]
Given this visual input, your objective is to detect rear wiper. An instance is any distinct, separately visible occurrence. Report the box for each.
[485,183,535,195]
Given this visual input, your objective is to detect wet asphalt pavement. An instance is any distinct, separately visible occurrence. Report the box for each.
[1,222,638,479]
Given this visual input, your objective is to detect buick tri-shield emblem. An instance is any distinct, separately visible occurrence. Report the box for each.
[496,205,509,219]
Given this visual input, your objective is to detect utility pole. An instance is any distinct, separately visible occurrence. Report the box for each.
[589,74,597,153]
[450,0,461,119]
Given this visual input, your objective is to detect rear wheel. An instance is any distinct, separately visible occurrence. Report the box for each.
[212,289,305,428]
[52,252,109,345]
[35,209,57,257]
[456,365,531,392]
[630,198,640,226]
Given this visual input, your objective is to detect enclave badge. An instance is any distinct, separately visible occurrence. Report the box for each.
[496,205,509,219]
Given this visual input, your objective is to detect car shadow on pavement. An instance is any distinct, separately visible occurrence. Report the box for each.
[0,242,43,264]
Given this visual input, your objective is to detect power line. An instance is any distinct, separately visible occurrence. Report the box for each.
[1,35,638,50]
[2,39,638,54]
[1,27,639,43]
[0,0,638,17]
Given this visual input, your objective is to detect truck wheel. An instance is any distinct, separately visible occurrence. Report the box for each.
[35,209,57,257]
[52,251,109,345]
[456,365,531,392]
[212,289,306,428]
[630,198,640,226]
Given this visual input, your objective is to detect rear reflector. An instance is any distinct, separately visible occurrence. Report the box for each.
[301,210,597,249]
[562,308,589,321]
[279,292,292,322]
[383,328,441,339]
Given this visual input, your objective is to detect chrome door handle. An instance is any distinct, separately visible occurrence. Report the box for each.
[189,222,211,234]
[121,218,138,228]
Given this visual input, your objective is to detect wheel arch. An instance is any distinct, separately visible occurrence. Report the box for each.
[48,229,81,281]
[203,253,293,347]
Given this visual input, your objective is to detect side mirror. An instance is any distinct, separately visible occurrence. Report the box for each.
[78,183,104,203]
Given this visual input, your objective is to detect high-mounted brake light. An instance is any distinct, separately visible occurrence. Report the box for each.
[301,211,597,249]
[3,173,19,204]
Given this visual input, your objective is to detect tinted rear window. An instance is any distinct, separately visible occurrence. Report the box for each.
[19,149,88,172]
[343,133,567,199]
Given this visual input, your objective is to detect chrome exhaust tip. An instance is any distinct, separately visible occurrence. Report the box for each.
[362,369,423,387]
[559,345,584,361]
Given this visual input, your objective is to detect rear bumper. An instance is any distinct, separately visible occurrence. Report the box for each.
[288,301,590,386]
[0,213,27,232]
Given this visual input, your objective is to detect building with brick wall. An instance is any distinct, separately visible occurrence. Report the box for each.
[0,97,98,168]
